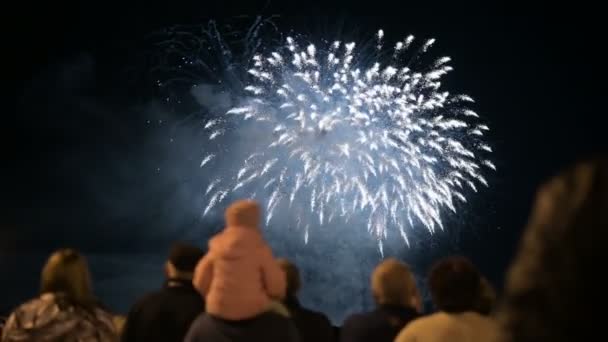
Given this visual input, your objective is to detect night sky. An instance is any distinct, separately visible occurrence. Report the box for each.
[2,1,605,323]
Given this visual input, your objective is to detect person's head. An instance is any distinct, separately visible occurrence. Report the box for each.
[371,258,418,308]
[277,259,301,298]
[40,249,94,306]
[499,158,608,342]
[165,242,205,280]
[428,256,481,313]
[225,199,261,229]
[476,277,497,315]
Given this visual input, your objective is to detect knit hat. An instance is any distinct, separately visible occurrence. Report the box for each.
[225,199,261,228]
[168,242,205,272]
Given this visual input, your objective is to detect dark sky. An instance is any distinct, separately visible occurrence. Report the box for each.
[2,0,605,321]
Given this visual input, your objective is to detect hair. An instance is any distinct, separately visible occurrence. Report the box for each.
[40,249,95,307]
[168,242,205,273]
[498,158,608,342]
[371,258,418,307]
[428,256,481,313]
[277,259,301,297]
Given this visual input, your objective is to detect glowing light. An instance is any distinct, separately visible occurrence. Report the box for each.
[200,30,493,253]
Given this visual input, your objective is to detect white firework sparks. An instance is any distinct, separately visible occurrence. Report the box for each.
[200,30,494,252]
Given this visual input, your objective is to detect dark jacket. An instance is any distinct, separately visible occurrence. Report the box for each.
[184,311,300,342]
[340,305,419,342]
[121,279,204,342]
[284,297,333,342]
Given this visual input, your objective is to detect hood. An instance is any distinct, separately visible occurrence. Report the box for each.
[225,200,261,228]
[209,226,264,259]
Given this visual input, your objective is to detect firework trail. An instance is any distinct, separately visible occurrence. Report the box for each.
[197,29,493,255]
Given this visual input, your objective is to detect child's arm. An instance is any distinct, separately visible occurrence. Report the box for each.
[261,247,286,300]
[192,254,214,295]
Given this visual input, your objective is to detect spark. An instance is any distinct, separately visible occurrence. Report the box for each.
[200,154,215,167]
[198,30,493,248]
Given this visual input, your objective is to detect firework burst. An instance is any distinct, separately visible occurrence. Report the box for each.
[200,30,494,254]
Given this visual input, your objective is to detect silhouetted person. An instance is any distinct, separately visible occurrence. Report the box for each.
[192,200,286,320]
[395,256,499,342]
[278,259,333,342]
[121,242,205,342]
[341,258,420,342]
[184,199,299,342]
[497,158,608,342]
[1,249,118,341]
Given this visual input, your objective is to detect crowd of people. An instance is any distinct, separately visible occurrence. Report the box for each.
[0,157,604,341]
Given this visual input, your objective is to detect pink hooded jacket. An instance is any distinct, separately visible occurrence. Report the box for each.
[193,200,286,320]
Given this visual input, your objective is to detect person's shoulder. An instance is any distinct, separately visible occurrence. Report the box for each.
[17,296,45,308]
[299,307,332,325]
[128,289,166,312]
[342,311,364,323]
[14,294,56,313]
[394,313,436,342]
[311,309,332,324]
[401,312,443,331]
[466,312,499,329]
[456,312,501,340]
[4,295,67,333]
[92,306,118,325]
[342,310,373,328]
[183,313,207,341]
[342,310,393,340]
[132,287,203,313]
